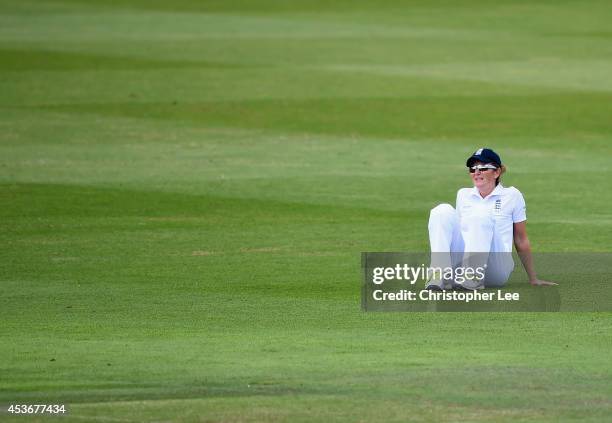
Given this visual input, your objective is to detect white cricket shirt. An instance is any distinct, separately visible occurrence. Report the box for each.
[456,184,527,252]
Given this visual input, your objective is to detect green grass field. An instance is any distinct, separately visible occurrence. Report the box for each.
[1,0,611,421]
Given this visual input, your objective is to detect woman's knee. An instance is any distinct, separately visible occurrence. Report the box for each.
[430,203,455,218]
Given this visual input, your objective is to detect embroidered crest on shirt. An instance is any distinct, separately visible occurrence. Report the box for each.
[494,199,502,214]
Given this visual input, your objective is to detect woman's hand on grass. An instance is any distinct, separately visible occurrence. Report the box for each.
[529,279,558,286]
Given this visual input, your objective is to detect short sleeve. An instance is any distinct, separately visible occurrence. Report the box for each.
[512,190,527,222]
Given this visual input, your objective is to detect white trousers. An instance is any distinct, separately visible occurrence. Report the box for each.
[428,204,513,287]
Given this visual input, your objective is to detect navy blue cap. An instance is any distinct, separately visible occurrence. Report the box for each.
[466,148,502,167]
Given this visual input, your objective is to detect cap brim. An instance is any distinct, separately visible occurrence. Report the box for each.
[466,156,499,167]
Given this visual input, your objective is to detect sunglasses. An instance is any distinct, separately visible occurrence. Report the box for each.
[469,164,498,173]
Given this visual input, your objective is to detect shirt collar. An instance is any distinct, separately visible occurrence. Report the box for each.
[471,184,504,199]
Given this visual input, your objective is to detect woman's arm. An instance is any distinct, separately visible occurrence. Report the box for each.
[513,221,557,286]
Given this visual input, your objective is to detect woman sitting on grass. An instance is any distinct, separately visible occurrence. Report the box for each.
[426,148,556,290]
